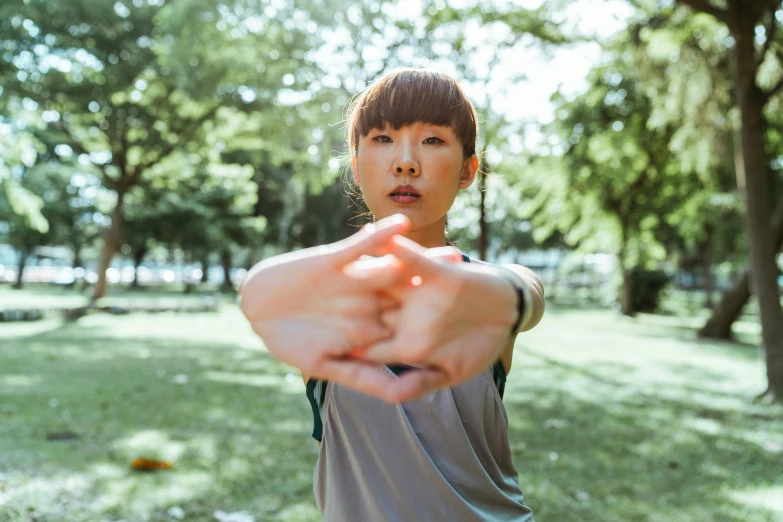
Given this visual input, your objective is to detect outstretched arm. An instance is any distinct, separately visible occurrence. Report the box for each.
[472,260,545,333]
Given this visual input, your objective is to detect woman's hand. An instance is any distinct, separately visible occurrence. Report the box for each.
[346,235,519,390]
[238,215,452,402]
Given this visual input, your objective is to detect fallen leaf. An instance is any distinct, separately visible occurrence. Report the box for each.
[131,457,173,471]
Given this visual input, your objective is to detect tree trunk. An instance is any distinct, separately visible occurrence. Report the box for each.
[91,191,127,302]
[478,169,488,261]
[619,260,634,316]
[699,267,750,339]
[617,221,634,316]
[703,225,714,309]
[130,246,147,289]
[12,248,29,290]
[699,200,783,339]
[220,250,233,292]
[72,244,83,269]
[199,258,209,284]
[64,244,83,289]
[731,7,783,400]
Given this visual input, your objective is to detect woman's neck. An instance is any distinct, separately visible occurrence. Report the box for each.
[395,215,448,249]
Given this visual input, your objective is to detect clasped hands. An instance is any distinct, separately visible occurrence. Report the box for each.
[239,214,519,403]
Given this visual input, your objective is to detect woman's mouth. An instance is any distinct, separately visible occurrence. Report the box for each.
[389,185,421,204]
[389,192,421,204]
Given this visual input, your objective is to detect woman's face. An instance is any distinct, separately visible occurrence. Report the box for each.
[352,122,478,239]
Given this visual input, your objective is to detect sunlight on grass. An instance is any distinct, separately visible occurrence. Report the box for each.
[729,486,783,515]
[0,319,63,338]
[111,429,188,462]
[1,301,781,521]
[204,370,304,393]
[92,468,216,516]
[0,374,42,388]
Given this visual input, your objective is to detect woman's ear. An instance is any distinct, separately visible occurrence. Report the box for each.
[352,155,360,187]
[459,155,479,189]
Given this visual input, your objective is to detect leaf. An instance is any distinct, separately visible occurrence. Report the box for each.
[130,457,173,471]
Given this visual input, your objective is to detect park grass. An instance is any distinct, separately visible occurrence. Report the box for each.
[0,284,228,311]
[0,300,781,521]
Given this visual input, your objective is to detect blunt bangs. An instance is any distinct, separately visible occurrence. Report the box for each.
[347,68,478,158]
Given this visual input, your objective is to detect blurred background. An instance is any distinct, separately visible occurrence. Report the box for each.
[1,0,782,521]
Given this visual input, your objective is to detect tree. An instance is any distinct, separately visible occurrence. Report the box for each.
[537,49,685,315]
[668,0,783,402]
[0,121,49,234]
[0,0,322,302]
[621,8,748,312]
[0,163,73,288]
[122,147,264,292]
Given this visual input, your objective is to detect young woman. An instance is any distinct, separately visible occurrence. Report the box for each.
[240,67,544,521]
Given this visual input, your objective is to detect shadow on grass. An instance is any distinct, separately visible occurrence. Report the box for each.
[509,354,782,522]
[1,314,781,522]
[0,321,320,522]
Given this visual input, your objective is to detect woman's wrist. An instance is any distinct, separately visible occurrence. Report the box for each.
[495,268,527,335]
[460,262,535,335]
[493,269,529,334]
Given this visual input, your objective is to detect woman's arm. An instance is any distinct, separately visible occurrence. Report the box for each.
[469,260,545,333]
[469,261,544,375]
[500,264,545,333]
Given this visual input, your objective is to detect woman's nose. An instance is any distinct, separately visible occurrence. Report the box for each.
[393,143,419,176]
[395,162,418,175]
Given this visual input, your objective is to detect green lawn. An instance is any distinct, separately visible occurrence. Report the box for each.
[1,297,781,521]
[0,284,227,311]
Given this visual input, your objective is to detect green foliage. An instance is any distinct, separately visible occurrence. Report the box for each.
[0,162,99,260]
[0,0,321,189]
[0,0,340,290]
[624,7,747,266]
[0,126,48,233]
[538,44,680,270]
[124,153,263,265]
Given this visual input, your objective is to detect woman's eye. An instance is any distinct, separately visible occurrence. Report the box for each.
[372,135,392,143]
[423,137,444,144]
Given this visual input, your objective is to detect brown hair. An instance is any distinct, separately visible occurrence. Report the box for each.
[346,67,478,158]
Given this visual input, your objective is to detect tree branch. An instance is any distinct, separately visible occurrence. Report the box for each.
[676,0,730,24]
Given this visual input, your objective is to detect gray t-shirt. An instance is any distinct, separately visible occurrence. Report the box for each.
[312,365,535,521]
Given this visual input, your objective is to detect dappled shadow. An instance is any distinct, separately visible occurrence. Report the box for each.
[2,312,782,522]
[0,319,320,521]
[505,356,782,522]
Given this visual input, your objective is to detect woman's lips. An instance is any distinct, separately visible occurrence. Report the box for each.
[389,194,421,204]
